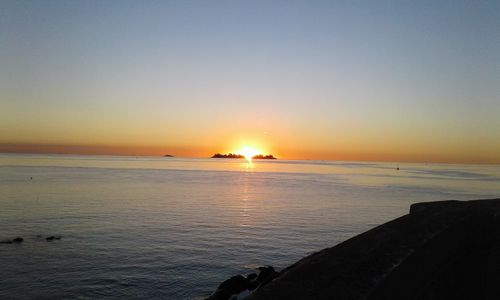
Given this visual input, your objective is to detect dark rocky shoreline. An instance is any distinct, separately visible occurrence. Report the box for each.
[205,198,500,300]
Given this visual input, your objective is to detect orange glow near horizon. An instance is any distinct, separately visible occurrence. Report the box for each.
[1,136,500,164]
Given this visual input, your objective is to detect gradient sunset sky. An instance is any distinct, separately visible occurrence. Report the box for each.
[1,1,499,163]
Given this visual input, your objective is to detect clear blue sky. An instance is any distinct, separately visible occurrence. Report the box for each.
[1,0,499,162]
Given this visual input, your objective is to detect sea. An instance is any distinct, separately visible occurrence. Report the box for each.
[1,153,499,299]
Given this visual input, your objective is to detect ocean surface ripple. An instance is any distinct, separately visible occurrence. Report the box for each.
[1,154,499,299]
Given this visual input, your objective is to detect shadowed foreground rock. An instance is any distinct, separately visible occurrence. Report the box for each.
[206,266,278,300]
[245,199,500,300]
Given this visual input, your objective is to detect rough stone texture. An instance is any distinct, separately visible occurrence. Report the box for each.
[248,199,500,300]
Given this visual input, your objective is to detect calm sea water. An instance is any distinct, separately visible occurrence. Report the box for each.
[1,154,499,299]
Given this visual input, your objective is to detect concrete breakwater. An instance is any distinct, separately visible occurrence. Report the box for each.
[206,199,500,300]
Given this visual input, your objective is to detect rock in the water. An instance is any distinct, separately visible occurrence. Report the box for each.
[246,273,259,291]
[206,275,250,300]
[45,235,62,241]
[205,266,280,299]
[246,273,257,281]
[256,266,277,286]
[1,237,23,244]
[218,275,249,294]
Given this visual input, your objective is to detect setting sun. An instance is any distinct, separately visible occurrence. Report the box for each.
[238,146,261,160]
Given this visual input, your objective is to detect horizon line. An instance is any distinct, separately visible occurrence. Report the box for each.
[1,148,498,166]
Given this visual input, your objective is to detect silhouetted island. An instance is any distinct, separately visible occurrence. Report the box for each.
[211,153,277,159]
[251,154,276,160]
[211,153,245,159]
[163,154,174,157]
[205,198,500,300]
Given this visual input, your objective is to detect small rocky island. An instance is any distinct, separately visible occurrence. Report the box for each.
[211,153,245,159]
[251,154,276,159]
[205,198,500,300]
[211,153,277,159]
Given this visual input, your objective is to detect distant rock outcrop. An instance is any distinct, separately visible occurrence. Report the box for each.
[1,235,64,244]
[211,153,277,159]
[251,154,276,160]
[45,235,62,241]
[0,237,23,244]
[211,153,245,159]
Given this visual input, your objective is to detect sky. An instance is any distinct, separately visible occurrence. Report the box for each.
[1,0,499,163]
